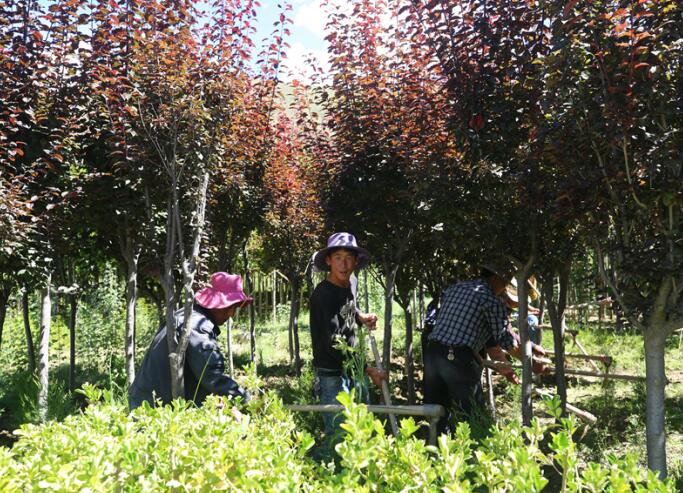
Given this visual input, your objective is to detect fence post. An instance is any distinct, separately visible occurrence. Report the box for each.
[272,270,277,325]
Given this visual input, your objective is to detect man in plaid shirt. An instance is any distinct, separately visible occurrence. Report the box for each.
[424,262,547,433]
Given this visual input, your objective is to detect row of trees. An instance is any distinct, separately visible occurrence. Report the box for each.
[1,0,680,478]
[311,0,681,477]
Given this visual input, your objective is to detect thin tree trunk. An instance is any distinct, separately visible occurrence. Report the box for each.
[172,169,210,399]
[162,198,179,397]
[517,259,535,427]
[226,317,234,377]
[38,271,52,422]
[287,299,294,365]
[545,268,569,417]
[242,246,257,363]
[404,303,415,404]
[22,290,36,372]
[537,289,545,326]
[290,277,302,376]
[272,271,277,324]
[242,248,256,363]
[0,284,11,350]
[363,269,369,313]
[418,284,425,329]
[68,293,78,393]
[382,264,398,373]
[124,243,139,388]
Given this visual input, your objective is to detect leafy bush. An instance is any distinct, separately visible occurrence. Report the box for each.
[0,389,675,492]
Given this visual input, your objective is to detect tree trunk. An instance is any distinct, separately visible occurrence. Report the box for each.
[38,271,52,422]
[172,168,211,400]
[242,246,257,363]
[363,269,369,313]
[643,325,669,478]
[643,277,675,478]
[68,293,78,393]
[226,317,234,377]
[124,245,139,388]
[290,277,302,376]
[0,284,11,350]
[162,198,180,398]
[272,271,277,324]
[382,264,398,373]
[403,303,415,404]
[516,259,535,427]
[544,267,569,417]
[22,290,36,372]
[287,301,294,365]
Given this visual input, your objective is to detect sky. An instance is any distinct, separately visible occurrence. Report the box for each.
[254,0,331,82]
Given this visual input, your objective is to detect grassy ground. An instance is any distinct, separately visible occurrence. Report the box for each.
[228,309,683,488]
[1,298,681,487]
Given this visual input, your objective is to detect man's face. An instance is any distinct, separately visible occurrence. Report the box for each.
[490,275,508,297]
[213,304,238,325]
[325,248,358,286]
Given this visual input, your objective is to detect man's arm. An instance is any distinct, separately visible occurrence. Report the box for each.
[186,329,249,400]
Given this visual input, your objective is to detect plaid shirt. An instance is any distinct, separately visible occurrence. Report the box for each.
[429,279,516,353]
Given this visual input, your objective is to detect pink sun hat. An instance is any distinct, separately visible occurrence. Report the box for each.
[195,272,253,309]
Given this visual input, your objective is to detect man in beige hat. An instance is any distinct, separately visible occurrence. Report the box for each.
[423,261,547,433]
[128,272,252,410]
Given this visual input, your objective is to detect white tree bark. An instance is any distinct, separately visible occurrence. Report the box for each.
[516,256,535,427]
[382,264,398,372]
[124,243,140,387]
[38,271,52,422]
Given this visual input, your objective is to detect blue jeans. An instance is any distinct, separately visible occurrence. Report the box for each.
[528,314,540,344]
[316,370,369,439]
[512,313,541,344]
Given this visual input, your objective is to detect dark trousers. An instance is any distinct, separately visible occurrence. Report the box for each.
[423,340,484,435]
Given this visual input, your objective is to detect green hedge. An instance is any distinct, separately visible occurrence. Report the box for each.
[0,389,675,492]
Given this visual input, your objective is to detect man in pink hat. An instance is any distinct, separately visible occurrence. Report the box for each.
[309,232,386,443]
[128,272,252,410]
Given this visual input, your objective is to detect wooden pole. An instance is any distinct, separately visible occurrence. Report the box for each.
[482,360,645,382]
[272,271,277,325]
[368,332,399,436]
[486,365,497,421]
[532,388,597,425]
[546,352,613,366]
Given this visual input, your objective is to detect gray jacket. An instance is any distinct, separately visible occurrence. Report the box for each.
[128,304,248,410]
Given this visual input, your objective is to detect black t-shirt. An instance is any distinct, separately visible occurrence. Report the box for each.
[309,279,357,370]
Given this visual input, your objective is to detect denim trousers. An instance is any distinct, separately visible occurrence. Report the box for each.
[423,341,484,435]
[315,369,369,439]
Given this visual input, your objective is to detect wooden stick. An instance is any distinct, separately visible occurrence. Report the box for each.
[570,334,602,373]
[532,389,597,425]
[368,332,399,436]
[485,365,497,421]
[482,360,645,382]
[547,352,613,366]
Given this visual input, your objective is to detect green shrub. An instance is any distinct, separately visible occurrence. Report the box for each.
[0,389,676,492]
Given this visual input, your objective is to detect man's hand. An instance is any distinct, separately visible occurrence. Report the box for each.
[486,345,520,385]
[357,312,378,330]
[532,343,546,357]
[499,365,520,384]
[365,366,387,387]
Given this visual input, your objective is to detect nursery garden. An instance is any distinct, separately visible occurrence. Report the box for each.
[1,0,682,491]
